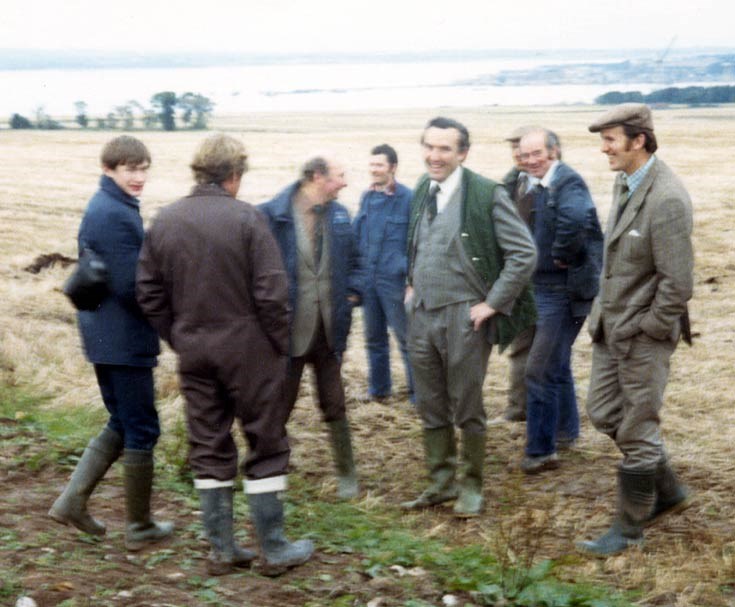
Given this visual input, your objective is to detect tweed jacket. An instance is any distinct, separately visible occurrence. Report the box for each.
[588,158,693,349]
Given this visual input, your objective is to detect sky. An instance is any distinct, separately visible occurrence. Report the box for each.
[1,0,733,55]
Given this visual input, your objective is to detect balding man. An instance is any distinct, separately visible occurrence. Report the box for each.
[578,104,692,556]
[260,157,364,500]
[517,128,603,474]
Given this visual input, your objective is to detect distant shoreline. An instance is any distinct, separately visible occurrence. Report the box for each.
[1,46,734,71]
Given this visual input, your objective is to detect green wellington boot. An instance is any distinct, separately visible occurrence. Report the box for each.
[401,426,459,510]
[199,486,257,576]
[248,491,314,577]
[577,467,656,557]
[327,418,359,499]
[645,459,690,526]
[48,427,122,535]
[123,450,174,551]
[453,431,485,518]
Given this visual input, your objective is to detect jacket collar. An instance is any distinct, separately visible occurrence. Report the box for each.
[99,175,139,208]
[189,183,233,198]
[608,160,659,243]
[271,181,339,223]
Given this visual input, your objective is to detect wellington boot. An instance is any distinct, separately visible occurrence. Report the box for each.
[577,467,655,557]
[645,460,690,526]
[453,431,485,518]
[248,491,314,577]
[199,486,256,576]
[48,427,122,535]
[401,426,458,510]
[327,418,359,499]
[123,450,174,551]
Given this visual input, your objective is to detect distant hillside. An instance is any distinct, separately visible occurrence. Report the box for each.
[455,53,735,86]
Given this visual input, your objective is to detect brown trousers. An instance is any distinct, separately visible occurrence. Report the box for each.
[178,329,291,482]
[285,323,347,423]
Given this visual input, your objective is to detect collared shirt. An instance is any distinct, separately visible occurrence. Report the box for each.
[370,179,396,196]
[526,160,559,190]
[622,155,656,199]
[431,165,463,214]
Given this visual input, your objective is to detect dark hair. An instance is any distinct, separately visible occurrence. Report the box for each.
[423,117,471,152]
[622,125,658,153]
[190,133,248,185]
[300,156,330,182]
[371,144,398,165]
[100,136,151,169]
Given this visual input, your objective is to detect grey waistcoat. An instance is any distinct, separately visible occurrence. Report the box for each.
[412,187,486,311]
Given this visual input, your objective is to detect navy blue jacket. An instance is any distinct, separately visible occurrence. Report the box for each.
[532,162,603,316]
[259,182,364,355]
[77,176,159,366]
[352,181,412,287]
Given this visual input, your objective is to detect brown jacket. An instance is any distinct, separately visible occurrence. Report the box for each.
[588,158,693,351]
[136,184,290,357]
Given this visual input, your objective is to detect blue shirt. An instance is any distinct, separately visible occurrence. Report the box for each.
[623,155,656,198]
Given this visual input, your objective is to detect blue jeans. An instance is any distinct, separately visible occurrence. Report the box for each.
[94,364,160,451]
[525,286,584,457]
[362,280,414,400]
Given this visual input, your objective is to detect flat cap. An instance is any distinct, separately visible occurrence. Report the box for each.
[588,103,654,133]
[504,125,534,142]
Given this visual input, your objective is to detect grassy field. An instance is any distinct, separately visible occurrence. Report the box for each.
[1,105,734,606]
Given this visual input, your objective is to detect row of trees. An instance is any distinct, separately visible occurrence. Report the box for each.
[596,85,735,106]
[9,91,214,131]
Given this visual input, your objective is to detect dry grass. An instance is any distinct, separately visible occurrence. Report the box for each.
[2,105,735,605]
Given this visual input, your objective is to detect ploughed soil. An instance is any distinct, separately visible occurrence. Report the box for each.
[4,351,735,607]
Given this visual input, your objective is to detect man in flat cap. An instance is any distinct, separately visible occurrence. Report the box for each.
[578,103,693,555]
[501,126,536,422]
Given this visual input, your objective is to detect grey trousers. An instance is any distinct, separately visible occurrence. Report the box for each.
[506,325,534,416]
[408,301,492,434]
[586,333,676,470]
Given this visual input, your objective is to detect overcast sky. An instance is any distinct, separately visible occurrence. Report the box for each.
[2,0,732,54]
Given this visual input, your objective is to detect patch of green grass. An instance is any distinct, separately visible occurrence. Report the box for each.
[1,381,633,607]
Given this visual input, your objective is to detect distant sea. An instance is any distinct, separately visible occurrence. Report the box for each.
[1,50,731,117]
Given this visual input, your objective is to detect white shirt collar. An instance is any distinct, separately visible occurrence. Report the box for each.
[431,165,463,214]
[540,160,560,188]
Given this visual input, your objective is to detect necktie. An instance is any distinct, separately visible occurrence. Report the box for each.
[312,204,325,266]
[426,184,440,223]
[614,182,630,226]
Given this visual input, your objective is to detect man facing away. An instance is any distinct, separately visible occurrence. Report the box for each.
[136,134,313,576]
[401,117,537,517]
[259,156,364,500]
[353,144,414,403]
[578,103,693,555]
[517,128,603,474]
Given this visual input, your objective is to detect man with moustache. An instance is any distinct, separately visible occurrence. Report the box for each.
[260,156,363,500]
[517,127,603,474]
[578,103,693,555]
[401,117,537,517]
[353,144,414,403]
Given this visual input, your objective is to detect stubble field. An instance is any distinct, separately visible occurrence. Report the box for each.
[1,105,735,606]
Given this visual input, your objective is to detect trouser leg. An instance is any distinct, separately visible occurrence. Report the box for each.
[505,326,533,421]
[363,285,391,398]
